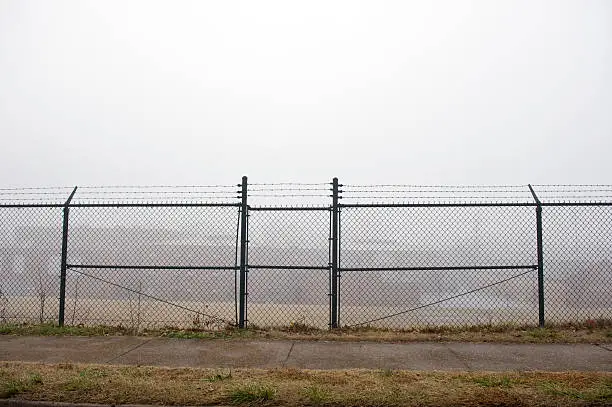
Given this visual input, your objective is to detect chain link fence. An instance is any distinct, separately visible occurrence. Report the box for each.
[0,181,610,330]
[64,204,240,329]
[0,206,63,324]
[339,205,539,328]
[247,208,331,328]
[542,205,612,324]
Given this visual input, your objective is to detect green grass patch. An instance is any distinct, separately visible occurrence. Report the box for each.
[539,381,612,403]
[304,385,330,405]
[0,323,130,336]
[472,376,514,388]
[527,328,560,340]
[204,370,233,382]
[0,372,44,398]
[379,368,395,378]
[229,384,276,405]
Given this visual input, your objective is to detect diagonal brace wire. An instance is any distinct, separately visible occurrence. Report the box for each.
[67,267,234,326]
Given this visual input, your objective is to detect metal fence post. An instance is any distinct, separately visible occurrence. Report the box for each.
[58,186,78,327]
[528,184,545,327]
[238,176,248,328]
[331,178,339,328]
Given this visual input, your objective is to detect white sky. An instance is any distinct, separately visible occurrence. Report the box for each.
[0,0,610,187]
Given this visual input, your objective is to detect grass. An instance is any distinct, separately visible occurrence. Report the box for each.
[0,362,610,406]
[471,375,514,388]
[204,369,233,382]
[1,319,611,344]
[229,384,276,405]
[539,380,612,403]
[0,372,43,398]
[304,385,330,405]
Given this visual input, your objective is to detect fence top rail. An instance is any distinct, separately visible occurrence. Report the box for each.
[0,202,241,208]
[0,204,65,208]
[339,202,538,208]
[340,201,612,208]
[68,202,241,208]
[248,205,331,211]
[3,202,612,209]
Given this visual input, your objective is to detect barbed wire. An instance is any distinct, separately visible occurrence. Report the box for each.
[249,194,330,197]
[343,184,527,189]
[249,182,330,186]
[0,186,74,191]
[248,187,329,192]
[71,196,239,201]
[342,189,532,194]
[0,197,67,202]
[0,191,76,195]
[533,189,612,193]
[75,191,239,195]
[340,196,535,200]
[79,184,236,189]
[534,195,612,199]
[531,184,612,187]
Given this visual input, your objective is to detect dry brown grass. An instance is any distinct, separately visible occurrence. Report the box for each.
[2,320,612,344]
[0,362,610,406]
[260,321,612,344]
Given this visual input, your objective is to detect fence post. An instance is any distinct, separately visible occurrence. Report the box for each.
[58,186,78,327]
[238,176,248,328]
[330,178,339,328]
[528,184,545,328]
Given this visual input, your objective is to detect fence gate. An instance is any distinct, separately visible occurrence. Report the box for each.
[63,203,242,330]
[244,206,333,329]
[336,202,541,329]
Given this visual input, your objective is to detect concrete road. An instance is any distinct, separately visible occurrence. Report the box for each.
[1,336,610,371]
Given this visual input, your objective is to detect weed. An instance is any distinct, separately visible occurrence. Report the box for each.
[527,328,559,340]
[538,381,612,402]
[380,368,395,378]
[0,372,43,397]
[305,385,329,405]
[280,322,320,334]
[472,376,513,388]
[204,370,232,382]
[229,384,276,404]
[0,380,26,398]
[28,373,43,385]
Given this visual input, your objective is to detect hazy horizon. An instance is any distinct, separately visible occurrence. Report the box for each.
[1,0,611,187]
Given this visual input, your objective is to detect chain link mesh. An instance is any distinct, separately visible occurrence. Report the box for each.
[0,207,63,324]
[246,209,330,328]
[1,195,610,331]
[542,205,612,324]
[64,205,240,329]
[339,205,539,328]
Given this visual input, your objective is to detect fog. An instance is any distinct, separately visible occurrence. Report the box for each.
[1,0,611,186]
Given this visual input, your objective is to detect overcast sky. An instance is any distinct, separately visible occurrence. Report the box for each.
[0,0,610,187]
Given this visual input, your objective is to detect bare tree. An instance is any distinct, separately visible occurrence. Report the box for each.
[37,269,47,324]
[70,274,81,325]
